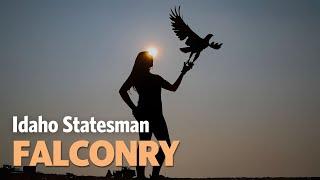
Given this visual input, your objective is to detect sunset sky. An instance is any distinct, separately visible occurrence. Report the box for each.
[1,0,320,177]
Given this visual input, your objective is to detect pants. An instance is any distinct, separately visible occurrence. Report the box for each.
[136,114,171,178]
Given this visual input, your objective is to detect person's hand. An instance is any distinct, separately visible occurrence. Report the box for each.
[132,107,142,120]
[132,107,138,118]
[181,62,193,74]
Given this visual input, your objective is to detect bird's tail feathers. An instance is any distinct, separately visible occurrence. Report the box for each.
[180,47,192,53]
[210,42,223,50]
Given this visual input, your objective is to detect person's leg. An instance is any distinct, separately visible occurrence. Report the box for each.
[151,116,171,177]
[137,129,152,178]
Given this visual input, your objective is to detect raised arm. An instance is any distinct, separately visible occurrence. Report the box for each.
[162,62,193,92]
[119,77,136,110]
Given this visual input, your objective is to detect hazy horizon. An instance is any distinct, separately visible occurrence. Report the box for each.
[1,0,320,178]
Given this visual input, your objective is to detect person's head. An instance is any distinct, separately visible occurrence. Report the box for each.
[133,51,153,73]
[129,51,154,87]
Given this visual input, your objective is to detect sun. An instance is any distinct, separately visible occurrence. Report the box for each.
[147,47,158,58]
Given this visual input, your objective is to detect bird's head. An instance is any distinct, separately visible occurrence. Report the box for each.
[204,34,213,42]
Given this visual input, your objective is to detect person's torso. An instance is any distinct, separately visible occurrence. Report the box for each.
[136,73,163,114]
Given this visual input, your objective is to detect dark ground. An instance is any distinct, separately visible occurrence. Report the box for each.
[3,173,318,180]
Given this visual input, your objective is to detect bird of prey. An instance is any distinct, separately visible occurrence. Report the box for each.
[170,6,222,64]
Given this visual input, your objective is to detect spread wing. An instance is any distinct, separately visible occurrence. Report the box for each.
[170,6,202,46]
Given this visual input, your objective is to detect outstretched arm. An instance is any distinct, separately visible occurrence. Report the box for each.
[119,77,136,110]
[162,62,193,92]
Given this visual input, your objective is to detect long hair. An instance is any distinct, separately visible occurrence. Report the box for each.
[128,51,153,89]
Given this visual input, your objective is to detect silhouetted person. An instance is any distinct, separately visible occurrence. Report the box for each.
[119,51,192,179]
